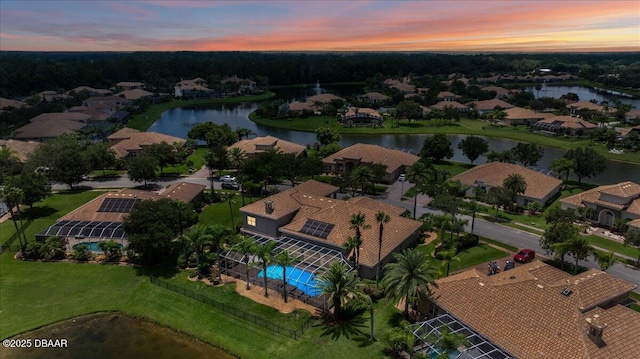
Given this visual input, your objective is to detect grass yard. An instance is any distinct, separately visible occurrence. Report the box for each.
[414,236,508,275]
[586,235,640,261]
[0,252,399,359]
[199,194,257,229]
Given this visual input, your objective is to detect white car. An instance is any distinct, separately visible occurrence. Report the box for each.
[219,175,237,182]
[398,174,406,182]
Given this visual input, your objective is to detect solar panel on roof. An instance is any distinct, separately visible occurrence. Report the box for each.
[299,219,334,239]
[97,198,141,213]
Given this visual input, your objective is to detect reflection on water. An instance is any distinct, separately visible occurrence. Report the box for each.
[1,313,235,359]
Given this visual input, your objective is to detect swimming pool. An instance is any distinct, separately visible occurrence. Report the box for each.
[428,348,460,359]
[73,242,123,252]
[258,265,322,297]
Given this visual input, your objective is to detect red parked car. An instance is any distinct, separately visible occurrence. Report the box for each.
[514,249,536,263]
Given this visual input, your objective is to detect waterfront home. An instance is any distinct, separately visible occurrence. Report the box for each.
[561,181,640,228]
[468,98,515,114]
[532,115,598,135]
[227,136,306,157]
[341,107,383,127]
[503,107,554,126]
[107,127,185,158]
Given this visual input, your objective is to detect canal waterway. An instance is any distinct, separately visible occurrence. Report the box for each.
[147,86,639,185]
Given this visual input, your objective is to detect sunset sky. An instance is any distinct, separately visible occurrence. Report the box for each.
[1,0,638,52]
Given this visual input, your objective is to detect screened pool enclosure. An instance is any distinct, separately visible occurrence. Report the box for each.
[221,234,352,309]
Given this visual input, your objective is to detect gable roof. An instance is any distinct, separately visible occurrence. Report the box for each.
[161,182,206,203]
[504,106,554,120]
[115,89,154,100]
[60,189,164,223]
[14,119,85,140]
[469,98,514,111]
[360,92,390,101]
[30,112,91,122]
[535,115,598,130]
[450,162,562,200]
[0,139,40,161]
[0,97,27,110]
[428,260,637,359]
[322,143,420,174]
[306,93,344,103]
[109,130,186,158]
[430,101,468,110]
[561,181,640,216]
[227,136,306,156]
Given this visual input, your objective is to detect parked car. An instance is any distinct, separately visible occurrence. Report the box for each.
[398,174,406,182]
[504,260,515,270]
[514,249,536,263]
[219,175,237,182]
[221,182,240,190]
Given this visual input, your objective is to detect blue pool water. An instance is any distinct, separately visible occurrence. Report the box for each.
[73,242,123,252]
[429,348,460,359]
[258,265,321,297]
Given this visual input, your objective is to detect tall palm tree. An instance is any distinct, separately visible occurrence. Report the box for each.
[438,248,460,277]
[0,185,28,254]
[203,149,217,200]
[254,241,276,297]
[275,250,294,303]
[466,200,482,235]
[343,236,361,267]
[236,235,256,290]
[350,212,370,269]
[405,161,431,219]
[425,324,470,359]
[350,165,375,196]
[383,249,439,319]
[502,173,527,208]
[315,261,364,319]
[204,224,233,283]
[375,211,391,289]
[220,191,237,230]
[171,200,191,235]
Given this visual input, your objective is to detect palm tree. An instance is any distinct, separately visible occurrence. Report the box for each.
[228,147,246,172]
[203,149,217,200]
[594,251,619,272]
[171,200,191,235]
[275,250,294,303]
[236,235,256,290]
[438,247,459,277]
[559,236,593,274]
[0,185,28,254]
[383,249,439,319]
[343,236,361,268]
[182,226,212,276]
[350,165,375,196]
[405,161,431,219]
[350,212,370,269]
[375,211,391,289]
[254,241,276,297]
[315,261,364,319]
[466,200,482,235]
[425,324,470,359]
[432,214,453,247]
[220,191,237,230]
[204,224,233,283]
[503,173,527,209]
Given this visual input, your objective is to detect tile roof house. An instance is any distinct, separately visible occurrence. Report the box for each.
[384,78,416,94]
[115,89,154,100]
[359,92,390,104]
[468,98,514,114]
[82,96,126,115]
[416,260,639,359]
[67,106,111,123]
[341,107,383,127]
[306,93,344,104]
[0,139,40,161]
[240,179,421,278]
[0,98,27,111]
[561,181,640,228]
[220,75,256,94]
[116,82,145,91]
[450,162,562,206]
[67,86,112,96]
[38,90,72,103]
[13,113,90,141]
[567,101,613,116]
[288,93,345,115]
[160,182,206,204]
[174,78,215,99]
[502,106,555,125]
[481,86,515,98]
[532,115,598,135]
[227,136,307,157]
[437,91,461,102]
[107,128,186,158]
[429,100,469,112]
[322,143,421,183]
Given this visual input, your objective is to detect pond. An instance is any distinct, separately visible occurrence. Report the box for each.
[525,84,640,109]
[149,104,640,185]
[0,313,236,359]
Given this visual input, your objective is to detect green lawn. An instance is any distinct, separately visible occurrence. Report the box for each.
[0,190,107,248]
[586,235,640,260]
[199,194,257,229]
[414,238,508,274]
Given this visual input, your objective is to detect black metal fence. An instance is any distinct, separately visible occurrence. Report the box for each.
[149,276,314,340]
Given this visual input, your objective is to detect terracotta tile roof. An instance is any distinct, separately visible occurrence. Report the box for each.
[161,182,205,203]
[360,92,390,101]
[280,200,421,268]
[30,112,91,122]
[288,101,319,112]
[0,139,40,161]
[567,101,606,112]
[241,186,337,220]
[306,93,344,103]
[536,116,597,130]
[429,101,468,110]
[384,78,416,93]
[67,107,110,122]
[450,162,562,200]
[480,86,516,97]
[109,131,186,158]
[503,106,554,120]
[116,81,144,87]
[14,119,86,140]
[437,91,460,99]
[344,107,383,120]
[346,196,406,216]
[628,218,640,229]
[116,89,154,100]
[60,189,164,222]
[228,136,306,156]
[469,98,514,111]
[67,86,112,95]
[292,179,339,197]
[581,305,640,359]
[108,127,141,140]
[322,143,420,174]
[428,261,638,359]
[0,97,27,110]
[561,182,640,216]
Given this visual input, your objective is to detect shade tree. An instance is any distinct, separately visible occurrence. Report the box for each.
[563,146,607,183]
[420,134,453,162]
[457,135,489,164]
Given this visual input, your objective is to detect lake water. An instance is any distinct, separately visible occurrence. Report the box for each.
[525,84,640,109]
[147,86,640,185]
[0,313,236,359]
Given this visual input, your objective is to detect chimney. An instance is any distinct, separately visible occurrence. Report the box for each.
[264,200,274,214]
[585,314,607,346]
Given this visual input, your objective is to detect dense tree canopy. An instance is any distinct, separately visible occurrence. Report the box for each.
[564,146,607,183]
[27,134,91,189]
[511,143,544,168]
[457,135,489,164]
[420,134,453,162]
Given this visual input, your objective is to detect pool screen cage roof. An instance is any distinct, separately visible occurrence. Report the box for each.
[221,234,352,308]
[410,313,513,359]
[36,220,126,241]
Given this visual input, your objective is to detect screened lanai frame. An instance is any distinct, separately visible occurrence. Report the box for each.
[221,234,352,309]
[37,220,126,241]
[410,313,513,359]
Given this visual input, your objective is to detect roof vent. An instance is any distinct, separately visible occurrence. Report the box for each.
[509,275,516,280]
[585,315,607,347]
[561,288,573,296]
